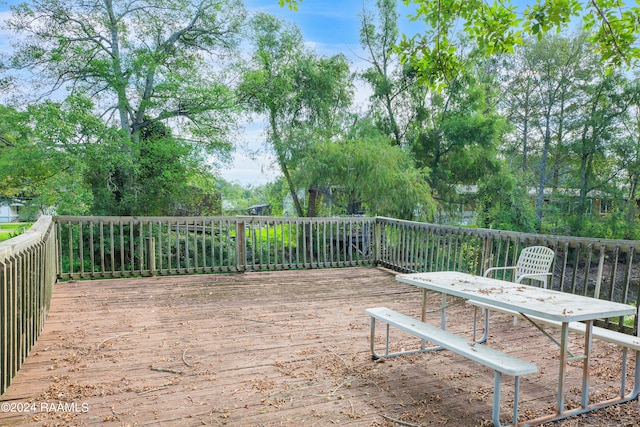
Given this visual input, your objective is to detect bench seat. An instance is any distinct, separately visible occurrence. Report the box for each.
[366,307,537,375]
[366,307,537,427]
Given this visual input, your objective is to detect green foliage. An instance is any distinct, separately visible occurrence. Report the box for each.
[359,0,406,146]
[0,95,223,217]
[279,0,301,11]
[4,0,244,216]
[563,209,640,240]
[475,168,539,233]
[239,12,354,217]
[218,180,283,216]
[397,0,523,87]
[245,222,299,265]
[0,222,32,242]
[0,99,97,217]
[409,65,506,202]
[459,241,482,275]
[57,222,237,275]
[298,123,435,220]
[389,1,640,88]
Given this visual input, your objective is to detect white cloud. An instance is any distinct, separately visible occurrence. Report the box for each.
[222,151,280,186]
[222,119,280,186]
[0,8,14,54]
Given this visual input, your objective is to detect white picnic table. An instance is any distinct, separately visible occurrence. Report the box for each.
[396,271,637,426]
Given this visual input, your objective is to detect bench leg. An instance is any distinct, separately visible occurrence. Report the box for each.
[624,349,640,402]
[492,372,521,427]
[473,306,490,344]
[634,350,640,402]
[369,317,444,360]
[617,348,640,403]
[620,347,628,398]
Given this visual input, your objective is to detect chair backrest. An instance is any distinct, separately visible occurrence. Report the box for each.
[515,246,555,285]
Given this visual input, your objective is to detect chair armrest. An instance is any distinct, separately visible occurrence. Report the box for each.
[516,272,552,288]
[483,266,516,277]
[517,272,552,280]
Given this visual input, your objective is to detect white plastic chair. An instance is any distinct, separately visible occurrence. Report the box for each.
[481,246,555,327]
[484,245,555,288]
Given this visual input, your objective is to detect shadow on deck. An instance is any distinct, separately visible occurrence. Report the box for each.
[1,267,638,426]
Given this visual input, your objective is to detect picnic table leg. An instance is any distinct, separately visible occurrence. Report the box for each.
[417,289,448,349]
[492,371,503,426]
[440,293,447,329]
[557,322,569,416]
[581,320,594,408]
[421,289,427,350]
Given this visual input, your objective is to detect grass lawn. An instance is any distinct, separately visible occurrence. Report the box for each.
[0,223,30,242]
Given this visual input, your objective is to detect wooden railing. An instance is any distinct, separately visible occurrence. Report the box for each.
[3,214,640,395]
[0,216,56,395]
[54,216,640,322]
[376,217,640,334]
[54,216,375,279]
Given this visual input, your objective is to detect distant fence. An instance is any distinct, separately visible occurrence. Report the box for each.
[3,214,640,395]
[0,216,56,395]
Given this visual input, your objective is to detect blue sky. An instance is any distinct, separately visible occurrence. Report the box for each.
[247,1,421,55]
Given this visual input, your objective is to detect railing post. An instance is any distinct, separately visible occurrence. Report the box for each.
[145,237,156,276]
[483,234,493,276]
[236,220,246,272]
[594,244,606,299]
[374,218,382,266]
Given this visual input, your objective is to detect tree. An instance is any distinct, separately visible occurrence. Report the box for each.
[497,32,630,230]
[238,12,353,217]
[298,119,435,220]
[613,77,640,237]
[475,165,539,232]
[408,54,506,205]
[283,1,640,87]
[569,72,627,217]
[0,98,104,217]
[359,0,405,146]
[521,34,589,224]
[497,50,542,174]
[4,0,245,214]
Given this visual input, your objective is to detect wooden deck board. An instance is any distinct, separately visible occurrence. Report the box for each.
[1,267,638,426]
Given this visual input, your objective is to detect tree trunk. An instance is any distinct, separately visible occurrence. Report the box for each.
[626,175,639,224]
[307,187,320,217]
[535,109,551,228]
[269,113,304,217]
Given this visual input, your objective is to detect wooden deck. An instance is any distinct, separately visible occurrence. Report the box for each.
[1,267,638,426]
